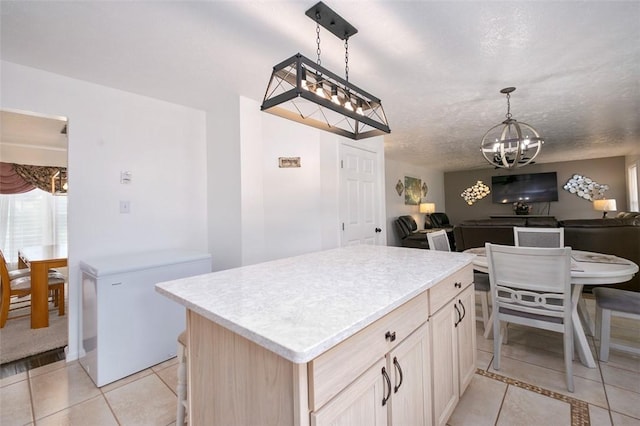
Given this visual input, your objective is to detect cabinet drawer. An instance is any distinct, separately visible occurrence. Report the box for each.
[429,265,473,314]
[309,291,428,411]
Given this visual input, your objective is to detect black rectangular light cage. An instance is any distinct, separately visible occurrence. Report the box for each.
[261,53,390,140]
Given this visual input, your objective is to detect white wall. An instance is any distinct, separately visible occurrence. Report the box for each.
[1,61,208,361]
[385,158,445,246]
[444,157,628,223]
[237,97,347,265]
[206,90,242,271]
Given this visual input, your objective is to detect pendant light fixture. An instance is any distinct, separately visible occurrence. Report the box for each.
[261,2,390,140]
[480,87,543,169]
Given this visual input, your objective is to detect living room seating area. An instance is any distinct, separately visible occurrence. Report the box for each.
[452,212,640,292]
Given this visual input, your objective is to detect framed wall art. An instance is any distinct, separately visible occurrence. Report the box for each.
[404,176,422,205]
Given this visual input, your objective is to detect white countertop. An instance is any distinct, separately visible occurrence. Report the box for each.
[156,245,474,363]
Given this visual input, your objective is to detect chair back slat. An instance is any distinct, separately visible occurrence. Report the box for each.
[427,229,451,252]
[486,243,572,318]
[513,227,564,248]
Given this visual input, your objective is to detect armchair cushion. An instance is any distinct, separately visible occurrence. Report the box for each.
[429,212,451,228]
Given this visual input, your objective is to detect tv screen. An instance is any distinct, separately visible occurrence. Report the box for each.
[491,172,559,204]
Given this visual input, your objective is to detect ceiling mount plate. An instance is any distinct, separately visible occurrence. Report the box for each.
[305,2,358,40]
[500,87,516,94]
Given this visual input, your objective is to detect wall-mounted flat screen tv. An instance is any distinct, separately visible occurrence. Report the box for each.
[491,172,559,204]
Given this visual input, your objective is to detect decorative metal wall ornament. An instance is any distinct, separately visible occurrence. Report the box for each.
[480,87,544,169]
[260,2,390,140]
[395,179,404,196]
[563,174,608,201]
[461,180,490,205]
[422,182,429,197]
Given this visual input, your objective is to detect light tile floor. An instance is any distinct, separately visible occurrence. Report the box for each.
[1,297,638,425]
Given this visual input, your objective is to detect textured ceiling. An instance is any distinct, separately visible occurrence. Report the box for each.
[1,1,638,171]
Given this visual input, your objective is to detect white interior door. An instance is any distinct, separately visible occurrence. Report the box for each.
[340,144,382,246]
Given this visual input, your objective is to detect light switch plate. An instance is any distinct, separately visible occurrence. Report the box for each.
[120,171,132,184]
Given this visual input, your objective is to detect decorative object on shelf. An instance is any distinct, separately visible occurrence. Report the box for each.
[460,180,490,205]
[593,199,617,218]
[395,179,404,196]
[278,157,301,168]
[422,182,429,197]
[260,2,390,140]
[404,176,422,205]
[513,200,532,215]
[563,174,608,201]
[480,87,544,169]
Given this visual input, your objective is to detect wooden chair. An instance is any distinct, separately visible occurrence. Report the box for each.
[486,243,574,392]
[514,227,564,248]
[176,330,188,425]
[0,249,66,328]
[427,230,491,333]
[593,287,640,361]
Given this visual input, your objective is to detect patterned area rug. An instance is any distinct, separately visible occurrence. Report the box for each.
[0,304,67,364]
[477,368,590,425]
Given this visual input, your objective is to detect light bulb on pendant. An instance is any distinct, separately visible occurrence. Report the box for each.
[345,97,354,112]
[331,85,341,105]
[301,67,308,91]
[356,99,364,115]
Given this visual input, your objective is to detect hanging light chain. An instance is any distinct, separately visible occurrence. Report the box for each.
[505,92,512,119]
[344,38,350,82]
[315,13,322,67]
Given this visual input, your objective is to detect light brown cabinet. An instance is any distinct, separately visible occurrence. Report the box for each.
[430,276,476,426]
[311,323,431,426]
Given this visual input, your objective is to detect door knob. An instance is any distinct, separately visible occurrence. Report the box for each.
[375,227,382,233]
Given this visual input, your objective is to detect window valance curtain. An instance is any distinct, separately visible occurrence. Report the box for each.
[0,162,65,195]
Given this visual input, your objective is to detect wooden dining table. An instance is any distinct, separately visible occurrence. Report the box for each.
[464,247,639,368]
[18,244,68,329]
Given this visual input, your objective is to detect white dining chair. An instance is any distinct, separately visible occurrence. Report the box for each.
[486,243,574,392]
[513,227,564,248]
[428,230,491,333]
[426,229,451,252]
[593,287,640,361]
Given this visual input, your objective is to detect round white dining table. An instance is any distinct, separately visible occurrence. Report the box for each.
[463,247,639,368]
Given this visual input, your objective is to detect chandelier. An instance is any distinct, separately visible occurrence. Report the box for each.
[480,87,543,169]
[261,2,390,140]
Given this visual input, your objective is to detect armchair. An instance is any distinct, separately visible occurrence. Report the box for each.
[394,215,429,249]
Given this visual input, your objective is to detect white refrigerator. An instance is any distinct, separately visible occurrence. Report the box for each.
[79,249,211,387]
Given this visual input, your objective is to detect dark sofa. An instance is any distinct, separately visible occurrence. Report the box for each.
[453,212,640,292]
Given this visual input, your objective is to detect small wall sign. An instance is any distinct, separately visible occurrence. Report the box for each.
[278,157,301,168]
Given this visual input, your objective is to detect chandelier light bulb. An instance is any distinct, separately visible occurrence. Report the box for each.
[331,85,341,105]
[345,98,354,111]
[356,99,364,115]
[301,67,308,90]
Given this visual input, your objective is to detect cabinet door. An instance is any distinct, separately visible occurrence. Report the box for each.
[430,299,459,426]
[389,323,432,426]
[456,285,477,394]
[311,358,388,426]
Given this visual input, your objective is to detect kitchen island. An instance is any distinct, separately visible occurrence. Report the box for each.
[156,245,476,426]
